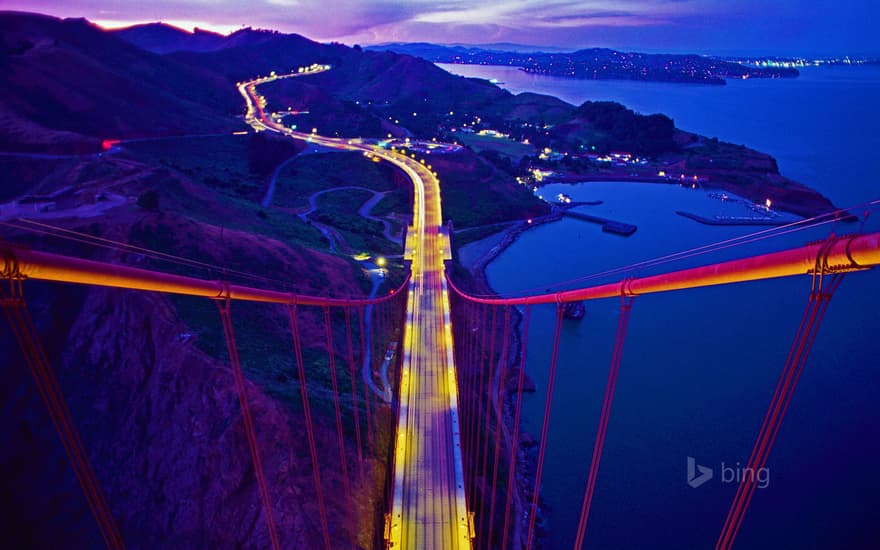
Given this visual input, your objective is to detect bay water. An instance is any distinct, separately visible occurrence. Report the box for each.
[445,63,880,548]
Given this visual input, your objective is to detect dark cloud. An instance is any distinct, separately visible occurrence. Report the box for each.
[537,11,640,24]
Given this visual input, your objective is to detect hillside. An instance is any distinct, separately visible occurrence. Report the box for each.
[0,131,389,547]
[168,28,349,81]
[111,22,227,54]
[167,28,511,136]
[0,12,238,152]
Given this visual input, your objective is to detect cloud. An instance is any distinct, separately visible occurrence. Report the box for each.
[3,0,878,54]
[533,11,663,28]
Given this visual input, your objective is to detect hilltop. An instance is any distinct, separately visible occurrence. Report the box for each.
[110,22,227,53]
[0,12,238,152]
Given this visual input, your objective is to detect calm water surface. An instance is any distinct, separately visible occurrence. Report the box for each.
[447,64,880,548]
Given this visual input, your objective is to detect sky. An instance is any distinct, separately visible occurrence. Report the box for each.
[4,0,878,56]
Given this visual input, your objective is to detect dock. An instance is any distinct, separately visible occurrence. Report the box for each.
[562,211,637,236]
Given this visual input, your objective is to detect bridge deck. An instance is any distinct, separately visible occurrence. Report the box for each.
[239,69,470,549]
[391,226,469,548]
[389,166,470,548]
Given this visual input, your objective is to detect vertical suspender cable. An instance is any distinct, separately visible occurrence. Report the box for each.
[323,307,355,550]
[486,305,512,547]
[216,297,280,550]
[371,302,382,446]
[287,304,332,550]
[716,273,844,550]
[1,280,125,550]
[344,308,364,476]
[573,295,635,549]
[476,306,498,524]
[502,305,532,550]
[526,304,564,550]
[467,304,490,503]
[359,305,375,452]
[464,302,477,450]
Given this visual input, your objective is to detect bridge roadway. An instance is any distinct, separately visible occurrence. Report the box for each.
[239,67,472,549]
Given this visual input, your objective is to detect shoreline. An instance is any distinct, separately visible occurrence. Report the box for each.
[459,211,562,291]
[455,213,561,547]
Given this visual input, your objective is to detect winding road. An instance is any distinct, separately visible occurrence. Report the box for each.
[239,66,472,549]
[297,185,400,244]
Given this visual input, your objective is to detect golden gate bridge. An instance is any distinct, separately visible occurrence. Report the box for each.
[2,66,878,549]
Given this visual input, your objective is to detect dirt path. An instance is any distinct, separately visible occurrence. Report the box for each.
[0,193,129,221]
[296,186,402,254]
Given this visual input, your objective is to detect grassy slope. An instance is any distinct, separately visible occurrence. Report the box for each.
[456,132,536,159]
[123,135,328,250]
[272,152,398,208]
[431,149,550,228]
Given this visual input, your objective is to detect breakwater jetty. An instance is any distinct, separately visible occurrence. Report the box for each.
[562,211,637,236]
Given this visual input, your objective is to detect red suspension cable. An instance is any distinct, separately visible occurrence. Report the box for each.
[573,295,635,549]
[464,302,478,450]
[344,308,364,476]
[486,305,512,547]
[502,305,532,550]
[467,304,491,503]
[718,293,821,549]
[477,306,499,523]
[216,297,280,550]
[1,279,125,550]
[526,304,565,550]
[358,305,375,452]
[287,304,332,550]
[715,273,844,550]
[322,307,355,549]
[372,302,384,447]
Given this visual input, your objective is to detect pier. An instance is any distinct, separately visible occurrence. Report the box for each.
[562,210,637,236]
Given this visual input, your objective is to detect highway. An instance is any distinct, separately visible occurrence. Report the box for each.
[238,66,472,549]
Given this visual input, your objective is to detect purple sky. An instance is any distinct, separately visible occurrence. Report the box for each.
[6,0,878,55]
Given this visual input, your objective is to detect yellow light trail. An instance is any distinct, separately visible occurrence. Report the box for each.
[237,68,471,549]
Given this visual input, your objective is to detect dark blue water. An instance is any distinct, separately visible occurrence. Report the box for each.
[446,64,880,548]
[440,64,880,207]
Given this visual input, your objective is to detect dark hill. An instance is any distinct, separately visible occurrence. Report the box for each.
[168,28,349,81]
[111,22,227,54]
[0,12,238,151]
[169,30,512,137]
[307,49,508,112]
[574,101,676,155]
[258,49,510,137]
[482,92,575,124]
